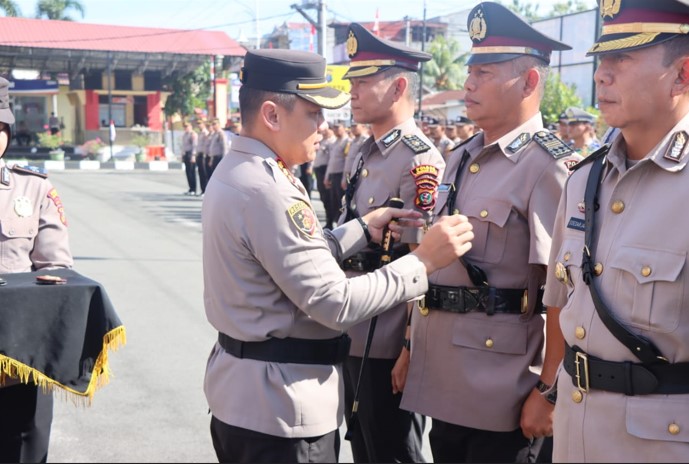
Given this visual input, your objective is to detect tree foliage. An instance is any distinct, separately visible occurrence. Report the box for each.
[35,0,85,20]
[422,35,468,91]
[551,0,593,16]
[498,0,595,20]
[0,0,20,16]
[163,61,211,120]
[540,72,583,125]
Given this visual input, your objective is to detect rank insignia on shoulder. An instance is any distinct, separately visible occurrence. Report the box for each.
[506,133,531,153]
[12,164,48,178]
[663,131,688,163]
[402,135,431,154]
[288,201,318,238]
[382,129,401,148]
[533,131,574,159]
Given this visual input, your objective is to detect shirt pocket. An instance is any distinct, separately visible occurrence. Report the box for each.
[626,397,689,445]
[609,245,686,333]
[0,216,39,269]
[451,316,528,355]
[463,197,512,264]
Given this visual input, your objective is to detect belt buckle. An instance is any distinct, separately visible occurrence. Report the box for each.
[574,351,590,392]
[419,296,429,316]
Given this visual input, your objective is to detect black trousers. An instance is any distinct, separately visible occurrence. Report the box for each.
[429,418,552,463]
[183,151,197,193]
[314,166,335,228]
[196,153,208,194]
[343,356,426,463]
[210,416,339,463]
[0,384,54,463]
[207,155,223,180]
[299,162,313,199]
[327,172,344,230]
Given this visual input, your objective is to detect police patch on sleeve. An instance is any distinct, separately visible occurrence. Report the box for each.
[288,201,318,238]
[410,164,440,211]
[47,188,68,226]
[533,131,574,159]
[402,135,431,154]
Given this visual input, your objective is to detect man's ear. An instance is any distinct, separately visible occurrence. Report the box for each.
[392,75,409,102]
[259,101,281,132]
[671,56,689,97]
[523,68,540,97]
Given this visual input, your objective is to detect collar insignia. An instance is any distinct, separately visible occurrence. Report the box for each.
[1,166,9,186]
[469,8,487,42]
[381,129,401,148]
[663,131,688,163]
[506,133,531,153]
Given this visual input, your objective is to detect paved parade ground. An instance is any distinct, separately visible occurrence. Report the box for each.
[44,169,431,463]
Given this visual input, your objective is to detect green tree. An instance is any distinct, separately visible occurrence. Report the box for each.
[540,72,582,125]
[163,61,211,120]
[422,36,468,91]
[0,0,20,16]
[35,0,84,20]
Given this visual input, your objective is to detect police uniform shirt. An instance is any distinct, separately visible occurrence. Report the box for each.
[201,129,212,154]
[543,113,689,462]
[202,135,429,438]
[313,135,334,168]
[435,134,454,158]
[0,159,72,273]
[343,134,369,180]
[197,129,209,154]
[325,135,350,179]
[401,113,582,431]
[339,118,445,359]
[182,130,198,154]
[208,130,228,157]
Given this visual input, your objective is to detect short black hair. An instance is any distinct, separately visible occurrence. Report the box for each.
[662,35,689,67]
[239,86,298,128]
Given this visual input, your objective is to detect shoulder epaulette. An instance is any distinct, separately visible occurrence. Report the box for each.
[533,131,575,159]
[449,132,480,153]
[11,165,48,179]
[402,134,431,154]
[571,145,610,172]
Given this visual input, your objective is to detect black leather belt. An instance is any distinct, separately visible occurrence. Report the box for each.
[423,284,543,315]
[218,333,351,365]
[342,248,409,272]
[563,343,689,395]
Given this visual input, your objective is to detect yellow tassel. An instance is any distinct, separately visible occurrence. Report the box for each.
[0,325,127,406]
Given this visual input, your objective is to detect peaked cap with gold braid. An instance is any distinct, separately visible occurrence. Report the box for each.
[343,22,431,79]
[588,0,689,56]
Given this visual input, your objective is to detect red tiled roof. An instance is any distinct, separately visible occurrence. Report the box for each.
[0,16,245,56]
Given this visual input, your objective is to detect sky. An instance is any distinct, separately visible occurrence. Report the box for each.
[11,0,597,43]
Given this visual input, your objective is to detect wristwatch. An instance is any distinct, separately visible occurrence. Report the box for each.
[402,338,411,351]
[536,379,557,405]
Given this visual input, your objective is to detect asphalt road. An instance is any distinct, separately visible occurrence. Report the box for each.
[45,169,431,463]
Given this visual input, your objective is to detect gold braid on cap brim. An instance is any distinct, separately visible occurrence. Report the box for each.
[303,91,351,109]
[344,66,382,78]
[589,32,661,53]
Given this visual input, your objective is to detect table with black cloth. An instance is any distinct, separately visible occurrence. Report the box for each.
[0,268,126,403]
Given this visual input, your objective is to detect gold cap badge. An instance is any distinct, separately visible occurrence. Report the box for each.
[600,0,622,19]
[346,30,358,58]
[469,8,487,42]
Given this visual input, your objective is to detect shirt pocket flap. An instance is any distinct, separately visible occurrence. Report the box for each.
[610,245,686,284]
[626,397,689,443]
[463,197,512,227]
[451,316,527,355]
[0,217,38,239]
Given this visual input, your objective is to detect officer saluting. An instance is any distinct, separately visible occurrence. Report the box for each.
[338,22,445,463]
[544,0,689,461]
[399,3,580,462]
[201,48,474,463]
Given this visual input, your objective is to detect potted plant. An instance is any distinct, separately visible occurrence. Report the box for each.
[131,133,151,162]
[79,137,105,160]
[37,132,64,160]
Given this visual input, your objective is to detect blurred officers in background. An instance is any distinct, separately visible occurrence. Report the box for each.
[563,106,601,157]
[313,123,336,227]
[201,48,474,464]
[455,116,479,142]
[206,118,228,179]
[342,122,370,191]
[445,121,462,145]
[181,122,199,196]
[0,76,73,463]
[544,1,689,461]
[340,22,445,463]
[196,121,210,196]
[323,121,349,229]
[399,3,581,463]
[428,117,454,160]
[557,111,570,143]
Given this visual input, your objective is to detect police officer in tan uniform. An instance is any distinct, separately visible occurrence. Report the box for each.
[181,122,198,195]
[206,119,228,179]
[0,76,73,463]
[196,121,210,195]
[324,121,349,228]
[544,1,689,461]
[399,3,581,462]
[338,22,444,463]
[201,48,474,464]
[342,122,369,190]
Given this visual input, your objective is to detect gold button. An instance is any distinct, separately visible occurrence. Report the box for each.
[575,326,586,340]
[480,209,488,218]
[564,252,571,262]
[641,266,652,277]
[669,423,681,435]
[611,200,625,214]
[485,338,494,348]
[368,197,374,205]
[594,263,604,276]
[555,262,569,285]
[572,390,583,403]
[469,163,480,174]
[452,209,460,215]
[362,169,369,178]
[419,306,429,316]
